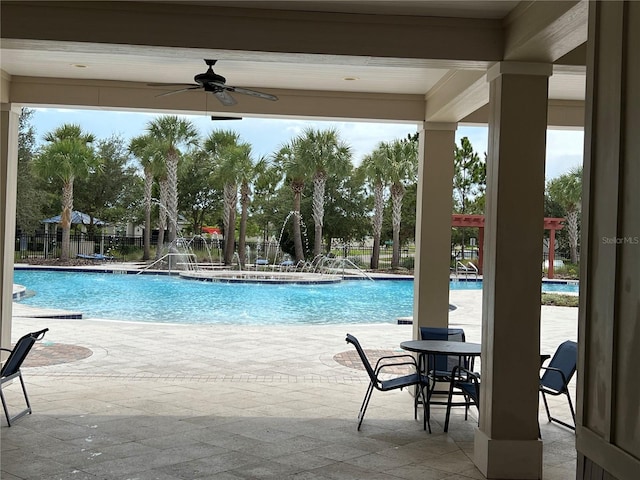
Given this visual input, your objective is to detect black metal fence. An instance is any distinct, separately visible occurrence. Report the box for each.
[14,233,144,260]
[14,233,416,269]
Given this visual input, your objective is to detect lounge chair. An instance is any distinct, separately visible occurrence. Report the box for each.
[77,253,114,261]
[1,328,49,426]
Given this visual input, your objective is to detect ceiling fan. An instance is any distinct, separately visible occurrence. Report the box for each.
[150,59,278,106]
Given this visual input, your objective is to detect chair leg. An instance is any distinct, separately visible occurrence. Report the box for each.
[566,390,576,425]
[419,384,431,433]
[1,387,12,427]
[540,389,576,431]
[540,390,553,423]
[357,381,375,430]
[1,372,33,427]
[444,378,455,433]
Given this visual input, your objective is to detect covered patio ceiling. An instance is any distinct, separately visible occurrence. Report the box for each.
[1,1,587,126]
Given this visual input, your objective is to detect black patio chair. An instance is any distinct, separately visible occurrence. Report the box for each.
[345,333,428,431]
[540,340,577,430]
[444,366,480,432]
[1,328,49,426]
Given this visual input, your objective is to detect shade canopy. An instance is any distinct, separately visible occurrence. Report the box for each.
[42,211,105,226]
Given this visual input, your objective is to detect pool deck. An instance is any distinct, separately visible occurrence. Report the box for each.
[3,271,578,480]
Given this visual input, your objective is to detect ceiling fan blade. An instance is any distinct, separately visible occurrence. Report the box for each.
[231,86,278,101]
[155,86,202,97]
[147,83,197,87]
[211,116,242,121]
[214,90,237,106]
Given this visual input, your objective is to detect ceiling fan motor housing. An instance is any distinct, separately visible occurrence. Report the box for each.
[195,68,225,82]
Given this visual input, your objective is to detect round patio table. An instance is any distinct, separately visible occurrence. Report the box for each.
[400,340,481,432]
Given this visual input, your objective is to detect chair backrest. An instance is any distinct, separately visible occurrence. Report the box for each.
[345,334,378,384]
[541,340,577,392]
[420,327,466,372]
[1,329,49,378]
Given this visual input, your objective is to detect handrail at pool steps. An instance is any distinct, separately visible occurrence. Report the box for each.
[455,261,478,279]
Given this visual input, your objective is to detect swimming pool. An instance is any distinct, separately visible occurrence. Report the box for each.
[13,269,578,325]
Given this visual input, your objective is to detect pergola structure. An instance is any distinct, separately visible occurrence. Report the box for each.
[1,2,638,479]
[452,214,565,278]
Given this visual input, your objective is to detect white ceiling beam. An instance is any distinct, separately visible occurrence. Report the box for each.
[0,70,11,104]
[1,1,503,64]
[504,0,588,62]
[424,70,488,123]
[8,76,426,123]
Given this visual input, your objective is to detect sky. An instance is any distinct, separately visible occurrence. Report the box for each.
[29,107,584,181]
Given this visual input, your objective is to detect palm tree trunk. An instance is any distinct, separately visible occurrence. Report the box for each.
[60,180,74,261]
[312,174,326,257]
[223,183,237,265]
[292,183,305,263]
[155,180,169,260]
[143,172,153,261]
[238,182,250,267]
[391,183,404,268]
[371,182,384,269]
[166,152,179,243]
[567,208,579,264]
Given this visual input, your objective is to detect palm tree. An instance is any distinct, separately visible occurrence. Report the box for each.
[203,130,244,265]
[129,134,161,261]
[32,124,97,261]
[294,128,352,257]
[379,139,418,268]
[547,166,583,263]
[146,116,199,243]
[360,148,388,269]
[273,142,308,263]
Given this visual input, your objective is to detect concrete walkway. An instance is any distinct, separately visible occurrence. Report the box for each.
[2,289,578,480]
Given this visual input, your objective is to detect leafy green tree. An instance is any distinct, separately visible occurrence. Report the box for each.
[178,148,222,237]
[453,137,485,213]
[252,162,285,250]
[146,116,199,243]
[321,166,370,249]
[452,138,486,259]
[293,128,352,257]
[32,124,98,261]
[237,152,266,267]
[547,166,583,263]
[74,135,139,234]
[16,108,49,234]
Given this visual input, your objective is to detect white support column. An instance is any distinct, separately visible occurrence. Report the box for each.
[413,123,456,338]
[0,103,19,355]
[474,62,551,479]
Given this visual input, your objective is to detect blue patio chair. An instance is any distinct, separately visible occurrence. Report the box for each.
[1,328,49,426]
[540,340,577,430]
[444,366,480,432]
[345,334,428,431]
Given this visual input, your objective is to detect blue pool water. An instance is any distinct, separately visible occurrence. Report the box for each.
[13,270,578,325]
